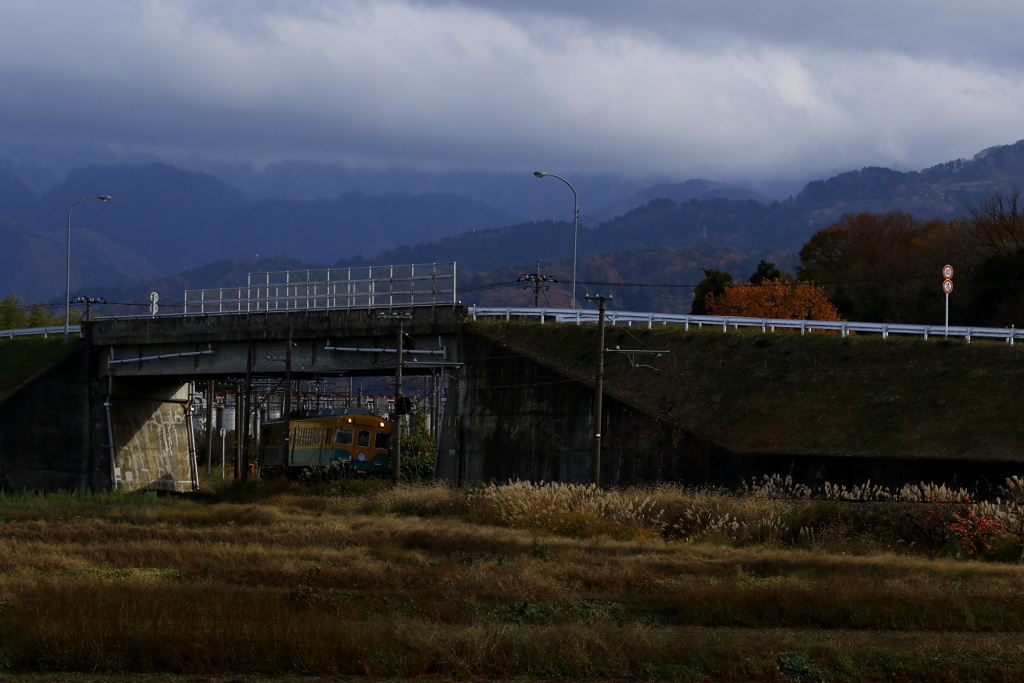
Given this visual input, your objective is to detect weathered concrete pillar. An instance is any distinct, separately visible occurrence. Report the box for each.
[106,377,196,492]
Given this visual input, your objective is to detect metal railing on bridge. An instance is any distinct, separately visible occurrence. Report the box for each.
[468,306,1023,343]
[183,263,456,315]
[0,325,79,340]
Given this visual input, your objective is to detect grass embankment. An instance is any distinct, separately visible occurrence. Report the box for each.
[471,321,1024,460]
[0,480,1023,680]
[0,337,79,402]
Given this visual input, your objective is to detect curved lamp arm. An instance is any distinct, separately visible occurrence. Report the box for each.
[533,172,579,308]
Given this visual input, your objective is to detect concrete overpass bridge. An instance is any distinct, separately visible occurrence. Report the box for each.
[4,261,1024,494]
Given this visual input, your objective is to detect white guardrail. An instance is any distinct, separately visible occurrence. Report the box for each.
[0,325,79,340]
[1,309,1019,344]
[468,306,1023,343]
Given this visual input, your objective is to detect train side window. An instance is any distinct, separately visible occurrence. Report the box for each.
[335,428,353,445]
[374,432,390,449]
[357,430,371,447]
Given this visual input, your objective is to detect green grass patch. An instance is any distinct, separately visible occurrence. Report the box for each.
[470,321,1024,459]
[0,336,79,402]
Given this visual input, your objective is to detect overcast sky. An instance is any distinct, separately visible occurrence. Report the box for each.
[2,0,1023,184]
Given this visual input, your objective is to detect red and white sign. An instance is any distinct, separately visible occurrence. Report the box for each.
[943,264,954,279]
[943,279,953,294]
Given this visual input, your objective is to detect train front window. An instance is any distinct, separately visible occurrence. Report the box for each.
[335,427,353,445]
[374,432,390,449]
[357,430,371,447]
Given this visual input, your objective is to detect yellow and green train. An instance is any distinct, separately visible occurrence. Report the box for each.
[258,408,392,476]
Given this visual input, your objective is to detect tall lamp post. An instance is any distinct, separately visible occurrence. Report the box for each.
[533,171,579,308]
[65,195,111,342]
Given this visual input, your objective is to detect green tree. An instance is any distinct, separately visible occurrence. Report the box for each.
[27,304,55,328]
[690,268,732,315]
[401,414,436,482]
[748,260,792,285]
[0,292,28,330]
[962,246,1024,326]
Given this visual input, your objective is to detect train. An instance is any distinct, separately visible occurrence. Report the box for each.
[258,408,393,477]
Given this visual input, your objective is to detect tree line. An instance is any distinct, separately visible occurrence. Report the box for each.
[693,190,1024,327]
[0,293,72,330]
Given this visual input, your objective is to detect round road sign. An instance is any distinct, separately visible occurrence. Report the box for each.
[943,265,954,279]
[943,279,953,294]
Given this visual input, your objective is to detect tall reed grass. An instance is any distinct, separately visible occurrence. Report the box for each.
[0,478,1023,677]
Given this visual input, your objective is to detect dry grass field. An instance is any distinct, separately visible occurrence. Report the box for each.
[0,478,1022,681]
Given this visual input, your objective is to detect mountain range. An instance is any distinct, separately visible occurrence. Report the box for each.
[5,138,1024,306]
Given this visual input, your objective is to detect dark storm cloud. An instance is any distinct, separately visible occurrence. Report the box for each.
[426,1,1024,67]
[1,1,1022,180]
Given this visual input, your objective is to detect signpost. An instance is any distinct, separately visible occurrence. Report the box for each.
[943,265,953,337]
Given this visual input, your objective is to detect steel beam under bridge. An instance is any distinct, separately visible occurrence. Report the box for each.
[87,307,462,379]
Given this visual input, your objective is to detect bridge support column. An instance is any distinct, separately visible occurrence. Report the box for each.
[106,377,197,492]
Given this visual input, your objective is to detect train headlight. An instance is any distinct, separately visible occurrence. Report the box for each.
[379,422,385,427]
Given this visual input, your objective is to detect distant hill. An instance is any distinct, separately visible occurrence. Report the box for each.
[0,158,60,194]
[334,198,797,273]
[335,138,1024,275]
[458,243,782,311]
[599,179,772,219]
[0,217,158,301]
[794,139,1024,227]
[3,163,522,275]
[13,138,1024,307]
[0,170,37,227]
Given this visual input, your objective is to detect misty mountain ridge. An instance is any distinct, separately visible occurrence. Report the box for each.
[329,138,1024,278]
[0,162,523,287]
[11,137,1024,304]
[0,216,158,302]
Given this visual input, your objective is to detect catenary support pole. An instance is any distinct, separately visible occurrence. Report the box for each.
[392,318,404,485]
[232,383,241,480]
[282,325,293,468]
[205,381,214,474]
[586,294,611,487]
[241,339,254,481]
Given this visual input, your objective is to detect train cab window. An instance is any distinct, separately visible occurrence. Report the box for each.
[374,432,390,449]
[335,427,354,445]
[357,430,371,447]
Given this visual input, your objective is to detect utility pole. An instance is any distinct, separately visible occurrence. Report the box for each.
[517,262,557,308]
[240,340,254,481]
[585,294,611,487]
[394,317,405,485]
[71,296,106,322]
[281,325,293,468]
[205,381,215,474]
[233,382,242,480]
[380,312,413,484]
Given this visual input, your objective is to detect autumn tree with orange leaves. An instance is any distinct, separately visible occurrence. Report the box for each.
[707,278,842,320]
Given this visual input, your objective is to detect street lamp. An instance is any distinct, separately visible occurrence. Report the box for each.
[534,171,579,308]
[65,195,111,342]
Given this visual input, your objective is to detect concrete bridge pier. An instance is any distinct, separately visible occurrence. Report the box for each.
[105,377,198,492]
